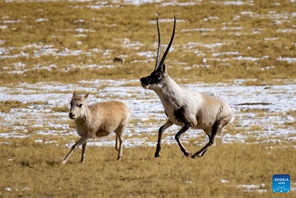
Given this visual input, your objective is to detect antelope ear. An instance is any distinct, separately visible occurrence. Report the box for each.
[84,93,89,100]
[73,91,77,97]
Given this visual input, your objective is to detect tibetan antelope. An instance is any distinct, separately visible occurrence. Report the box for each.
[140,17,233,159]
[60,91,130,165]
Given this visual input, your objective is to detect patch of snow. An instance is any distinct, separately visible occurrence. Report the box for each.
[236,183,267,193]
[277,56,296,63]
[0,79,295,148]
[35,18,49,22]
[221,179,230,183]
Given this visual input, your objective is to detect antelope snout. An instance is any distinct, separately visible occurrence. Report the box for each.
[140,77,149,88]
[69,112,75,119]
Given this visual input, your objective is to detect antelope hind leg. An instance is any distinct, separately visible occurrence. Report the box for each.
[116,135,123,160]
[192,121,222,159]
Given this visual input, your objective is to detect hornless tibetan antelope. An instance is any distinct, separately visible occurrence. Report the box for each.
[60,92,130,165]
[140,17,233,159]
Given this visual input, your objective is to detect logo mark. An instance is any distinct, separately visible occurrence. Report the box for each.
[272,174,290,193]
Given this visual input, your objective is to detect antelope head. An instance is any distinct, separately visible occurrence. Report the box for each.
[140,17,176,90]
[69,91,89,120]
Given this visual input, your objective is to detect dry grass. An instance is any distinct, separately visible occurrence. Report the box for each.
[0,138,296,197]
[0,100,45,113]
[1,1,296,197]
[0,1,295,85]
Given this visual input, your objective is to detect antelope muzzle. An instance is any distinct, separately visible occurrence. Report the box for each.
[69,112,75,119]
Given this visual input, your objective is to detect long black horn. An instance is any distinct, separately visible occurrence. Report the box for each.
[154,17,161,71]
[157,16,176,71]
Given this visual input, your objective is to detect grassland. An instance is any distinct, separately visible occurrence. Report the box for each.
[0,0,296,197]
[0,0,295,85]
[1,138,296,197]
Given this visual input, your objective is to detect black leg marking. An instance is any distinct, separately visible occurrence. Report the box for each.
[175,124,191,157]
[192,121,222,158]
[155,120,173,158]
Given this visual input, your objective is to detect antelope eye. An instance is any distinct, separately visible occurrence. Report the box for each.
[78,104,82,108]
[155,73,162,80]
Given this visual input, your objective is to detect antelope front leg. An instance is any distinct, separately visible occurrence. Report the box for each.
[155,120,173,158]
[175,124,191,157]
[60,136,88,165]
[80,142,87,163]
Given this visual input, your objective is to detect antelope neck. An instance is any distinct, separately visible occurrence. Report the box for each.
[154,76,184,109]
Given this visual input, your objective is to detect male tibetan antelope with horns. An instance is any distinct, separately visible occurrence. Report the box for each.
[140,17,233,159]
[60,92,130,165]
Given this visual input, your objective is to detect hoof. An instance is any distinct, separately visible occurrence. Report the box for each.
[192,153,203,159]
[191,154,198,159]
[59,160,67,165]
[184,152,192,157]
[117,156,122,160]
[155,153,161,158]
